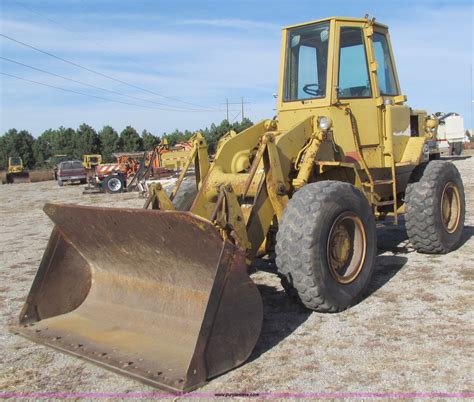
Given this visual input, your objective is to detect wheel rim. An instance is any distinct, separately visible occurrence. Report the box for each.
[327,212,366,284]
[108,178,121,192]
[440,181,461,233]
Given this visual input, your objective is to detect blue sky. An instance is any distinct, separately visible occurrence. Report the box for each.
[1,0,472,136]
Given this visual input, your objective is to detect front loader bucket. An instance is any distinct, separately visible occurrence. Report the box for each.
[17,203,263,392]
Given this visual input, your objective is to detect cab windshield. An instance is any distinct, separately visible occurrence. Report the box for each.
[11,157,21,165]
[284,22,330,102]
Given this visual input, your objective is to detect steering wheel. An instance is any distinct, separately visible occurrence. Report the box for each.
[303,83,320,96]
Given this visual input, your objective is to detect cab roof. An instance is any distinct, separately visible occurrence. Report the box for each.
[283,16,388,30]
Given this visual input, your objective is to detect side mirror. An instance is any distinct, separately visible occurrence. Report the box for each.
[394,95,407,105]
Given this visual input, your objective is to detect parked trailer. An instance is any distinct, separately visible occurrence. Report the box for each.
[434,112,465,156]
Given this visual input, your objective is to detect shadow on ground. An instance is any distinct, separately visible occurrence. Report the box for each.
[247,257,311,361]
[248,283,311,362]
[365,220,472,297]
[377,217,409,249]
[365,255,408,298]
[442,155,471,161]
[377,217,473,252]
[458,225,474,248]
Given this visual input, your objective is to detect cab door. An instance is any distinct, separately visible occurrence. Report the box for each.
[331,21,382,167]
[369,26,411,164]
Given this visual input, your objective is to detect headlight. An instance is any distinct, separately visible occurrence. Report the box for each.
[318,116,332,131]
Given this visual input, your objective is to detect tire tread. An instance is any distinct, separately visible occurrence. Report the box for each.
[276,181,375,312]
[405,161,465,253]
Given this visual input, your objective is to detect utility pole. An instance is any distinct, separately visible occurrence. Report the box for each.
[221,98,250,122]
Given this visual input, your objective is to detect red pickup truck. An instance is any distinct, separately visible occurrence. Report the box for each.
[57,160,87,186]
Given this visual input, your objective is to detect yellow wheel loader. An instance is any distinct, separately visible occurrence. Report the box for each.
[17,16,465,392]
[82,154,103,170]
[5,156,30,183]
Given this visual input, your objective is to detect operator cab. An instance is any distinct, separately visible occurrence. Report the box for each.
[278,16,409,165]
[279,16,402,110]
[10,157,22,166]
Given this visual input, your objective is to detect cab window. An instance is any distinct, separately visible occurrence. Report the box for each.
[372,32,398,96]
[284,22,330,101]
[338,27,371,98]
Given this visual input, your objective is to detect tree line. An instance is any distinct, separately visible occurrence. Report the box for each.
[0,118,254,170]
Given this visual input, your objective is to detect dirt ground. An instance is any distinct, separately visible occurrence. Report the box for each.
[0,154,472,397]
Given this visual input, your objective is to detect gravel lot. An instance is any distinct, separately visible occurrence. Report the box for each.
[1,154,472,397]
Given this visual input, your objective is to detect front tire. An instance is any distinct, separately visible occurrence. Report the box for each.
[405,161,465,253]
[276,181,377,312]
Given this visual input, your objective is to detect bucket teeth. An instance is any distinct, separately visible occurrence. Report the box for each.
[17,203,263,392]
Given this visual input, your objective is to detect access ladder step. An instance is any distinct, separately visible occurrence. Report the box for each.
[363,179,394,187]
[374,200,396,207]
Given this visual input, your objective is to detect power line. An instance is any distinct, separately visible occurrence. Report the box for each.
[221,98,250,122]
[0,32,219,111]
[230,110,241,123]
[0,71,208,112]
[12,0,95,40]
[0,56,212,112]
[12,0,159,71]
[10,0,162,79]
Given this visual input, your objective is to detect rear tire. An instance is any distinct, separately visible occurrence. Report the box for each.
[453,142,463,156]
[103,175,124,194]
[405,161,465,253]
[276,181,377,312]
